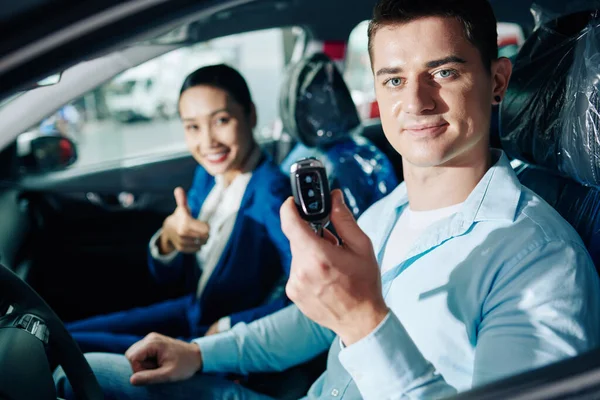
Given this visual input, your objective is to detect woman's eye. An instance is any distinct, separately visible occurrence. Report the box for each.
[185,124,199,132]
[215,117,230,126]
[386,78,403,87]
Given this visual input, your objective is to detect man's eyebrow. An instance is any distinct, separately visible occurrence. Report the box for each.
[375,56,466,77]
[425,56,466,69]
[376,67,403,77]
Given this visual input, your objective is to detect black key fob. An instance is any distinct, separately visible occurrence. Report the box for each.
[290,157,331,235]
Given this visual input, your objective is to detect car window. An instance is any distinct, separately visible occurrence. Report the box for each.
[22,27,302,172]
[344,20,525,120]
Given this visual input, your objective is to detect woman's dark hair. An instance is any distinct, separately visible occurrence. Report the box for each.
[179,64,253,115]
[368,0,498,72]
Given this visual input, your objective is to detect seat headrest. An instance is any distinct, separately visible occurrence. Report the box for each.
[279,52,361,148]
[500,10,600,188]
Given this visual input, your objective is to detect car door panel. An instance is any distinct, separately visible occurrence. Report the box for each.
[19,151,198,193]
[0,189,30,273]
[18,153,198,322]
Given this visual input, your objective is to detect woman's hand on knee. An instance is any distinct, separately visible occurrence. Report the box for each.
[125,332,203,386]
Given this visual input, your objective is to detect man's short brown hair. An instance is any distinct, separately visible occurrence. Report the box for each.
[367,0,499,72]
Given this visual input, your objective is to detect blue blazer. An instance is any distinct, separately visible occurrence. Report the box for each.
[147,154,292,334]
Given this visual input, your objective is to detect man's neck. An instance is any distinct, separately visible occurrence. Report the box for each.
[403,147,492,211]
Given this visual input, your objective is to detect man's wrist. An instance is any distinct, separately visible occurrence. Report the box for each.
[189,341,204,373]
[338,301,389,346]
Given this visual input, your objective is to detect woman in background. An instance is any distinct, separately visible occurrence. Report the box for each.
[66,64,292,353]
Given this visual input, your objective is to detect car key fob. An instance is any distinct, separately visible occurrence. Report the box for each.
[290,157,331,236]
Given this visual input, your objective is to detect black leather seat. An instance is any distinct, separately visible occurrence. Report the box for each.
[500,10,600,268]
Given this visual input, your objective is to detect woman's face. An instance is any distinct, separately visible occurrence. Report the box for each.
[179,85,256,177]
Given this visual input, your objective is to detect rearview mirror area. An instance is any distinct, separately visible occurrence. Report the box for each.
[16,132,77,174]
[35,73,62,87]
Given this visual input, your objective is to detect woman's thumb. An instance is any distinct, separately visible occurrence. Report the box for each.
[174,187,190,214]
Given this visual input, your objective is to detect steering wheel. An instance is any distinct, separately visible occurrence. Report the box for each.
[0,264,103,399]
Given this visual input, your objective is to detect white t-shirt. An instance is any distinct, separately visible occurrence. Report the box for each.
[380,202,464,274]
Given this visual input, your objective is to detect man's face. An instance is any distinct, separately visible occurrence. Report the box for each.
[371,16,498,168]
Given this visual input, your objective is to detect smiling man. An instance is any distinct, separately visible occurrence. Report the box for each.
[55,0,600,399]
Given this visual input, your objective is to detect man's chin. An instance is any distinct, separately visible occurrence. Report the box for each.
[399,149,450,169]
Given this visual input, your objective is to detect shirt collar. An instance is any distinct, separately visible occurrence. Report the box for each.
[388,149,521,225]
[377,149,523,285]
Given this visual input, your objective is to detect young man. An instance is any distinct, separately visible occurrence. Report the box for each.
[55,0,600,399]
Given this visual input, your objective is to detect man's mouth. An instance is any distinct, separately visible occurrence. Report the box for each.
[403,122,449,136]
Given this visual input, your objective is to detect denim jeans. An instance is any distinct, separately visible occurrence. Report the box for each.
[53,352,275,400]
[66,295,205,354]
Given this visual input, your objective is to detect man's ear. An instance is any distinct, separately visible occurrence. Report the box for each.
[492,57,513,105]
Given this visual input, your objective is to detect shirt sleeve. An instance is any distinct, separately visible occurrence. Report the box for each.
[473,239,600,386]
[338,239,600,399]
[148,228,179,264]
[338,312,457,400]
[147,229,186,284]
[217,316,231,332]
[193,304,336,375]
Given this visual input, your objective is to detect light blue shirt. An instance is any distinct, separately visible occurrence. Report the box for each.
[194,150,600,399]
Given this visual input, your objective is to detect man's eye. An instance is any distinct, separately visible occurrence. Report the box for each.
[185,124,199,131]
[386,78,403,87]
[434,69,457,79]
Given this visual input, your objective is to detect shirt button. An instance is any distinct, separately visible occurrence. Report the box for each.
[331,388,339,397]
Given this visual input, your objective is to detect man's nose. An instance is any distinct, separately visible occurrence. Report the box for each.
[401,80,436,115]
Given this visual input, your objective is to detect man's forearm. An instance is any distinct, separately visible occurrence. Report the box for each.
[194,305,336,375]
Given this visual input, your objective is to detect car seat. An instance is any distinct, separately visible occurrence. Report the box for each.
[500,10,600,268]
[279,52,399,218]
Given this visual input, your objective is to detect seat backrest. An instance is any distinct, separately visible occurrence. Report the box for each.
[500,10,600,268]
[279,52,398,218]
